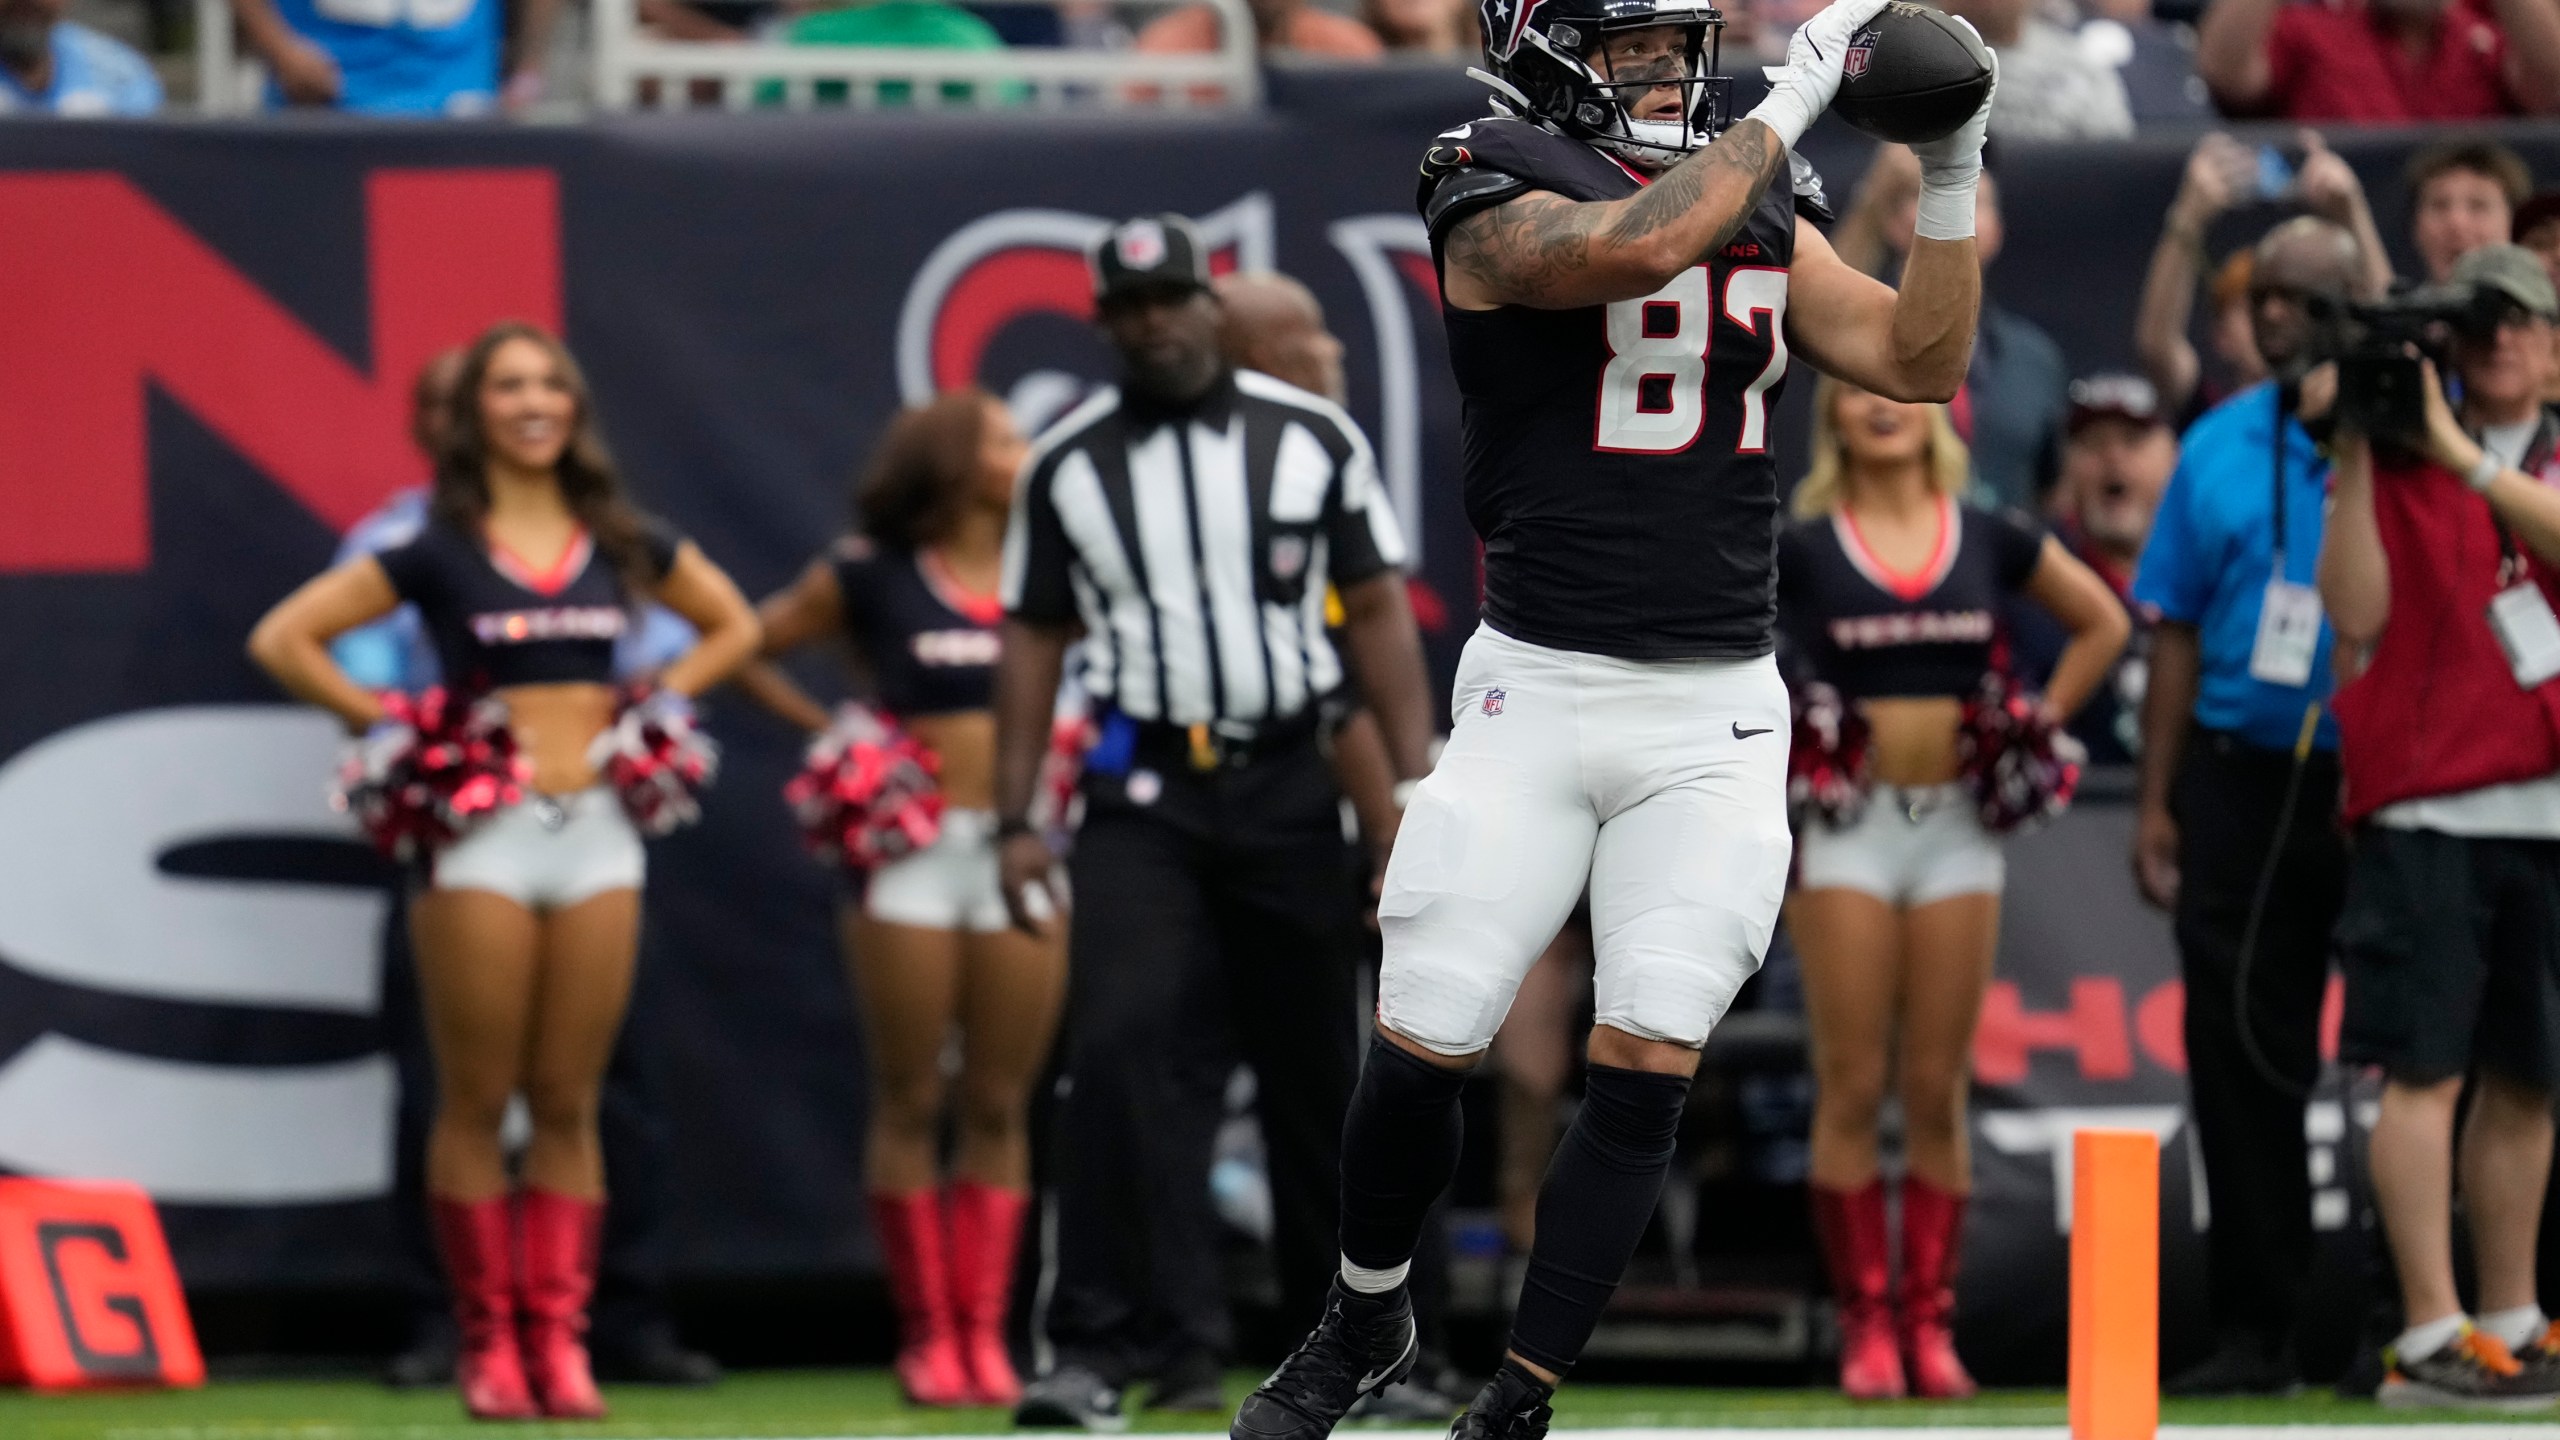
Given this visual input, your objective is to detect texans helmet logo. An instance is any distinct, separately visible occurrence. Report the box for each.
[1480,0,1546,61]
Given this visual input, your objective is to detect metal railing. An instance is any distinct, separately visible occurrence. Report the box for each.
[590,0,1262,112]
[188,0,1263,115]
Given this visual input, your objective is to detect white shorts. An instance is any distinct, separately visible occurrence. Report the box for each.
[865,808,1011,933]
[432,789,645,908]
[1376,624,1794,1055]
[1794,784,2004,906]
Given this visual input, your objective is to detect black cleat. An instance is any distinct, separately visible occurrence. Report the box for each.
[2165,1334,2296,1397]
[1447,1365,1554,1440]
[1016,1363,1129,1431]
[1232,1281,1418,1440]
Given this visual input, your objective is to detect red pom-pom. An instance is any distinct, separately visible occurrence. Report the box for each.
[1788,681,1873,826]
[1957,671,2086,834]
[595,688,720,837]
[1034,707,1093,837]
[785,706,946,873]
[331,688,531,862]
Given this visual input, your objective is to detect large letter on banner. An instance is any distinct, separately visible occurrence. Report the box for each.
[0,169,560,572]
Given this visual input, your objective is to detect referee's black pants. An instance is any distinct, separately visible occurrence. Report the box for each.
[1045,735,1364,1383]
[2171,726,2346,1356]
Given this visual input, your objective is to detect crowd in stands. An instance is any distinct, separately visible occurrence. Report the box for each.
[11,0,2560,118]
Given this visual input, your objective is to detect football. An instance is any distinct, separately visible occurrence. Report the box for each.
[1829,2,1995,146]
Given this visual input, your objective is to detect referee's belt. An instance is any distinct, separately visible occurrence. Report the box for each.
[1126,712,1322,771]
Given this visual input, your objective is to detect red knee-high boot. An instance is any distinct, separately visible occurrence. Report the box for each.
[431,1196,538,1420]
[1898,1176,1977,1400]
[872,1191,970,1405]
[516,1189,609,1419]
[946,1180,1030,1407]
[1812,1181,1905,1400]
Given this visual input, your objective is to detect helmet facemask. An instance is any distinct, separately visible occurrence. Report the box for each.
[1526,14,1729,171]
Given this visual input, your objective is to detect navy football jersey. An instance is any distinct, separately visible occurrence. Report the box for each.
[1418,116,1826,660]
[831,535,1003,718]
[374,515,682,691]
[1776,499,2049,701]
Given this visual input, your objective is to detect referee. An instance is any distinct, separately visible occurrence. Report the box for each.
[993,214,1434,1427]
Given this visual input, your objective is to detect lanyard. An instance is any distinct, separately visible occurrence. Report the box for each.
[2269,389,2290,577]
[2481,413,2555,588]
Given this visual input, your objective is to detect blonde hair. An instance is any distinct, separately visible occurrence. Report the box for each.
[1789,375,1973,519]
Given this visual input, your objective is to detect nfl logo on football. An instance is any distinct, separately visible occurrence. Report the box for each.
[1482,687,1506,717]
[1843,35,1874,78]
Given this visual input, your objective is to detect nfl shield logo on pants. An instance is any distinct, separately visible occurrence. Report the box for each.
[1482,687,1506,717]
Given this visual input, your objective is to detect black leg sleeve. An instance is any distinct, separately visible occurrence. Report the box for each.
[1338,1034,1469,1273]
[1506,1063,1690,1376]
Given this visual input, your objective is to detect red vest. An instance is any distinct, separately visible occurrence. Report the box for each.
[2332,440,2560,822]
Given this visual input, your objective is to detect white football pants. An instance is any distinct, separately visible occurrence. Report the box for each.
[1376,623,1793,1055]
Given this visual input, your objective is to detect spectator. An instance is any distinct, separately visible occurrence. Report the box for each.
[2132,216,2361,1396]
[2077,0,2214,124]
[229,0,556,112]
[2318,243,2560,1407]
[2137,131,2392,425]
[2011,374,2176,763]
[1136,0,1381,57]
[1942,0,2135,139]
[2407,138,2532,283]
[2519,188,2560,286]
[767,0,1015,106]
[1365,0,1473,54]
[2198,0,2560,121]
[1835,147,2069,509]
[0,0,158,114]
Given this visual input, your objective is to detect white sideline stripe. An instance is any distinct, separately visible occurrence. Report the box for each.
[672,1429,2550,1440]
[675,1414,2539,1424]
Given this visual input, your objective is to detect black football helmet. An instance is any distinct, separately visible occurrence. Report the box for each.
[1474,0,1730,169]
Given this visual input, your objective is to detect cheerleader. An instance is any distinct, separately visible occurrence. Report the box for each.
[1776,379,2128,1401]
[739,389,1066,1407]
[248,322,760,1420]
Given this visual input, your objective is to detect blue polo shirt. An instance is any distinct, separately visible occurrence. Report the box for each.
[2131,382,2339,753]
[270,0,498,115]
[0,23,163,116]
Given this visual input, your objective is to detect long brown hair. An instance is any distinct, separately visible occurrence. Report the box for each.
[856,388,995,550]
[431,321,659,597]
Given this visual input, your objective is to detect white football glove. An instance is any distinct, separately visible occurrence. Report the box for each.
[1909,17,1997,242]
[1746,0,1891,151]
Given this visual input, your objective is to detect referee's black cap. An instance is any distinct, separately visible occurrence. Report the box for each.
[1092,214,1212,307]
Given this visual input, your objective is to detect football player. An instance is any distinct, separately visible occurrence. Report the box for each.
[1231,1,1995,1438]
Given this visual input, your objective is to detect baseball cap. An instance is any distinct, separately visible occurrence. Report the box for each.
[1091,214,1212,306]
[2066,373,2163,434]
[2448,243,2560,319]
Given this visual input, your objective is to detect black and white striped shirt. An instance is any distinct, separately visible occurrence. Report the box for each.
[1002,370,1409,727]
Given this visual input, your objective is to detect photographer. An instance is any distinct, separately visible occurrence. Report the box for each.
[2319,244,2560,1407]
[2133,216,2358,1397]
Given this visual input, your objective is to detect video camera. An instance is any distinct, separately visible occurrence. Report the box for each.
[2308,282,2515,444]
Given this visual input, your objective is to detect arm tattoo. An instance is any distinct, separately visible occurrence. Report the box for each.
[1446,118,1786,307]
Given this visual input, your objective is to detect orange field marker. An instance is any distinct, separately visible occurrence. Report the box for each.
[2068,1128,2158,1440]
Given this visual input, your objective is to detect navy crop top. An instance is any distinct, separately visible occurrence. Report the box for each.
[1777,498,2048,700]
[832,536,1001,717]
[373,516,683,691]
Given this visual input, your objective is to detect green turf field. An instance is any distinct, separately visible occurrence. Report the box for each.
[0,1373,2541,1440]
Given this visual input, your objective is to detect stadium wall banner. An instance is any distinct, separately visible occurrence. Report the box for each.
[0,103,2543,1373]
